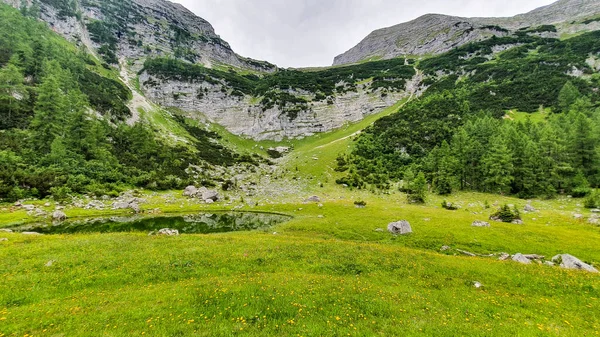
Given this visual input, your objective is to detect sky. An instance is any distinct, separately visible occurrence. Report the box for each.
[171,0,556,68]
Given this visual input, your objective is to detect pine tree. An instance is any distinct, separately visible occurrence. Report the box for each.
[30,64,66,153]
[0,61,26,129]
[482,136,514,194]
[569,112,598,178]
[408,172,428,203]
[558,81,581,113]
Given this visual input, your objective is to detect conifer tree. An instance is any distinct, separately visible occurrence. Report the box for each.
[558,81,581,113]
[482,135,514,194]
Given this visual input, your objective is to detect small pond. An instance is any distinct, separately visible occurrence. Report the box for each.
[9,212,291,235]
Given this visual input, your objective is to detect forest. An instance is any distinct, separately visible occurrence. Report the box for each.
[0,5,250,201]
[338,30,600,206]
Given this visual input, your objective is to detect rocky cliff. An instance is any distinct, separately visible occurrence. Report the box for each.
[5,0,275,72]
[334,0,600,65]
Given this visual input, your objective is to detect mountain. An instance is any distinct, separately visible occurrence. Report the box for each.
[333,0,600,65]
[2,0,275,72]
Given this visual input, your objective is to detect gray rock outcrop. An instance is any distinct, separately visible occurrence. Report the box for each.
[387,220,412,235]
[512,253,532,264]
[552,254,598,273]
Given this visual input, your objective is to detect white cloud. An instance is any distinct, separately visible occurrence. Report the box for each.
[170,0,556,68]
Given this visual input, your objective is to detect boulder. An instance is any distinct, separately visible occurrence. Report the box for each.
[511,219,524,225]
[512,253,532,264]
[591,209,600,213]
[0,238,7,242]
[205,199,214,204]
[157,228,179,236]
[0,229,13,233]
[305,195,321,203]
[440,245,451,251]
[552,254,598,273]
[472,221,490,228]
[374,228,384,232]
[387,220,412,235]
[52,211,67,221]
[201,190,219,202]
[498,253,510,261]
[183,186,199,197]
[267,146,290,158]
[473,281,483,289]
[22,205,35,211]
[22,232,42,235]
[112,200,141,213]
[573,213,584,220]
[524,204,537,212]
[129,202,141,214]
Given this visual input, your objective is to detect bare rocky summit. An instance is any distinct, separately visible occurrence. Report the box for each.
[334,0,600,65]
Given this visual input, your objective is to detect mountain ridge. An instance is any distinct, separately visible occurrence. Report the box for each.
[334,0,600,65]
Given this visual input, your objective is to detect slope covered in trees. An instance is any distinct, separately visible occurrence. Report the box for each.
[0,5,253,201]
[337,31,600,199]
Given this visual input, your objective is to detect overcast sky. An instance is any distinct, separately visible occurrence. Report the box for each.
[171,0,555,68]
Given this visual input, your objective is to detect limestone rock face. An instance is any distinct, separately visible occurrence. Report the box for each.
[333,0,600,65]
[139,72,418,140]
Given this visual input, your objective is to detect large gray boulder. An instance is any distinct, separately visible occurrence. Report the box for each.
[52,210,67,221]
[524,204,537,213]
[512,253,532,264]
[387,220,412,235]
[183,186,199,197]
[552,254,598,273]
[157,228,179,236]
[201,189,219,202]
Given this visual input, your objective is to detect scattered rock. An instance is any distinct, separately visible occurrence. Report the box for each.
[22,232,42,235]
[317,215,324,218]
[183,185,199,197]
[374,228,384,232]
[45,260,55,267]
[591,209,600,213]
[498,253,510,261]
[52,211,67,221]
[511,219,524,225]
[317,204,323,208]
[0,238,7,242]
[201,190,219,202]
[573,213,584,220]
[44,202,51,207]
[472,220,490,228]
[267,146,290,158]
[524,204,537,212]
[473,281,483,289]
[154,228,179,236]
[489,215,502,222]
[512,253,532,264]
[522,254,545,260]
[0,229,13,233]
[84,201,104,210]
[387,220,412,235]
[14,202,22,207]
[112,200,141,213]
[440,245,451,251]
[552,254,598,273]
[305,195,321,203]
[23,205,35,211]
[544,261,556,267]
[457,249,476,257]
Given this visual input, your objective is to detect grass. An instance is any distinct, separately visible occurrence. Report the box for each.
[1,97,600,336]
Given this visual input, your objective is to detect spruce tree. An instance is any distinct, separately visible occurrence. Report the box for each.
[30,65,66,153]
[558,81,581,113]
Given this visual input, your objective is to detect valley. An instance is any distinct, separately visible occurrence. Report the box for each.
[1,0,600,335]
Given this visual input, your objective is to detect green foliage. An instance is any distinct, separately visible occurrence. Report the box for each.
[406,171,427,204]
[584,190,599,208]
[558,81,581,112]
[491,204,521,223]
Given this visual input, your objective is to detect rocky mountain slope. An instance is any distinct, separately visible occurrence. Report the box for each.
[334,0,600,65]
[4,0,275,72]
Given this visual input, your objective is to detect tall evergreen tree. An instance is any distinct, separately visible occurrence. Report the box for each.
[30,63,66,153]
[482,135,514,194]
[558,81,581,113]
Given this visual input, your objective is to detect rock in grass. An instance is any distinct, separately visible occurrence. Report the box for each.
[0,229,13,233]
[591,209,600,213]
[472,221,490,228]
[512,253,532,264]
[183,185,199,197]
[201,190,219,202]
[22,232,42,235]
[552,254,598,273]
[0,238,7,242]
[524,204,537,212]
[305,195,321,203]
[52,210,67,221]
[511,219,524,225]
[498,253,510,261]
[45,260,55,267]
[387,220,412,235]
[473,281,483,289]
[157,228,179,236]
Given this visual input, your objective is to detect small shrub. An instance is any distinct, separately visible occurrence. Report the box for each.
[584,190,599,209]
[441,200,459,210]
[490,204,521,223]
[354,200,367,208]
